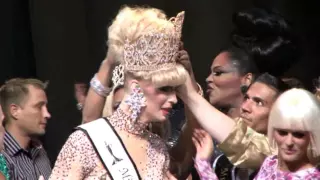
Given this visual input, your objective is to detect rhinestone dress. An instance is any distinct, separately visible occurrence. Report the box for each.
[0,153,9,180]
[49,109,170,180]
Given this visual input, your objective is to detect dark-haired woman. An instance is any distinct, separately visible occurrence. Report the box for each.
[189,7,301,180]
[206,46,258,119]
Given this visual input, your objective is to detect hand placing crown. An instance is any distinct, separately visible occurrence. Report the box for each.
[123,11,185,72]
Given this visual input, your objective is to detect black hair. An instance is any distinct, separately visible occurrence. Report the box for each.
[252,73,290,95]
[282,78,305,89]
[223,46,259,76]
[231,7,301,76]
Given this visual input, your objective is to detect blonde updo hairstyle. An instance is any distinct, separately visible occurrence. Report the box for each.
[268,88,320,163]
[107,6,187,89]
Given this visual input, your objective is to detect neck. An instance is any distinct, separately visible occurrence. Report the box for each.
[217,95,242,119]
[226,107,240,119]
[110,102,149,136]
[5,123,31,149]
[218,106,240,119]
[278,156,314,172]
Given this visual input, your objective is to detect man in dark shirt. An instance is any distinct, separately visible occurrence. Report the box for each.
[0,78,52,179]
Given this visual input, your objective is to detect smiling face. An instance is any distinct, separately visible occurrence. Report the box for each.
[206,52,244,107]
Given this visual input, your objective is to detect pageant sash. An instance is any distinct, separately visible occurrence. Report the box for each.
[77,118,141,180]
[213,154,256,180]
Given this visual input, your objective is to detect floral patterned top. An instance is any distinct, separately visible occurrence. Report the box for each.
[194,158,218,180]
[254,155,320,180]
[0,153,9,180]
[195,155,320,180]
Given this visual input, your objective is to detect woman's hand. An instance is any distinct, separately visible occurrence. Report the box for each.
[176,44,199,100]
[192,129,214,160]
[96,53,118,87]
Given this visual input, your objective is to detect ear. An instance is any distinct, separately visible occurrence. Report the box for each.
[127,79,140,92]
[242,73,253,86]
[9,104,21,120]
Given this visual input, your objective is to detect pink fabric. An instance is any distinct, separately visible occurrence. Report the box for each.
[194,158,218,180]
[254,155,320,180]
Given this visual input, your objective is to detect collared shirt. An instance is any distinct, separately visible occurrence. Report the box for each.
[218,118,275,169]
[2,131,52,180]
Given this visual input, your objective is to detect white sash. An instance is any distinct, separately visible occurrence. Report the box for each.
[77,118,141,180]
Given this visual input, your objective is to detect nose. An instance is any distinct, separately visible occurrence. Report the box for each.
[206,74,213,84]
[168,91,178,105]
[241,99,252,114]
[43,106,51,119]
[285,134,294,147]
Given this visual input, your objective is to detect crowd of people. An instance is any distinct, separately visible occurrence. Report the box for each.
[0,4,320,180]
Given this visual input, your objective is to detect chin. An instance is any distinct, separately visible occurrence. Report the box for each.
[209,98,218,105]
[37,130,46,136]
[153,115,168,122]
[281,154,299,162]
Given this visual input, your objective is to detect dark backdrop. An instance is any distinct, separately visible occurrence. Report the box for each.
[0,0,319,164]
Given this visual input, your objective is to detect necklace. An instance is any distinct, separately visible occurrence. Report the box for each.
[109,108,149,136]
[108,108,170,179]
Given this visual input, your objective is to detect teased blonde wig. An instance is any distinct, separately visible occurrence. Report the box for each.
[107,6,187,88]
[268,88,320,161]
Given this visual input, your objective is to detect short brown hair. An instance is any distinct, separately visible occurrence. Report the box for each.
[0,78,48,119]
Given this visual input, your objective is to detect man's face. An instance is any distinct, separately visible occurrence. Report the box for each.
[15,85,51,136]
[0,105,4,150]
[240,82,278,134]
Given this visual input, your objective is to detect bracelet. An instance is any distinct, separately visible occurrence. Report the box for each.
[90,74,112,97]
[197,83,204,96]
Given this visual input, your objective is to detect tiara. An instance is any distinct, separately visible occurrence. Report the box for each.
[112,64,125,87]
[123,11,185,71]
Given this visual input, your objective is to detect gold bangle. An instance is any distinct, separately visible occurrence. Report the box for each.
[197,83,204,96]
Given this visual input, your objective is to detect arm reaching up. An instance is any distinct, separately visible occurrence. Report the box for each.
[177,73,235,143]
[82,55,116,123]
[193,128,218,180]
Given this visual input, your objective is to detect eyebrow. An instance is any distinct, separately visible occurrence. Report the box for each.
[34,101,47,107]
[252,96,266,105]
[245,93,267,105]
[212,66,222,71]
[212,65,236,72]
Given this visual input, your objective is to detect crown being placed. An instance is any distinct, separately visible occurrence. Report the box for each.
[123,11,185,71]
[112,64,125,87]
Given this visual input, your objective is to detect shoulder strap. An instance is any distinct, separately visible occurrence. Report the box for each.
[77,118,141,180]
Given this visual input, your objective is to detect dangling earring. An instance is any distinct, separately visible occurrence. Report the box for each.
[124,84,146,122]
[240,85,248,94]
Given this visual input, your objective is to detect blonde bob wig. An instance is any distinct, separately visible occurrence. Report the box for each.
[268,88,320,162]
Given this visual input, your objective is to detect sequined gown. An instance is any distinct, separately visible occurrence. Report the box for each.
[0,153,9,180]
[49,110,170,180]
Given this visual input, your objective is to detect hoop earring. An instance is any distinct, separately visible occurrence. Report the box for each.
[240,85,248,94]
